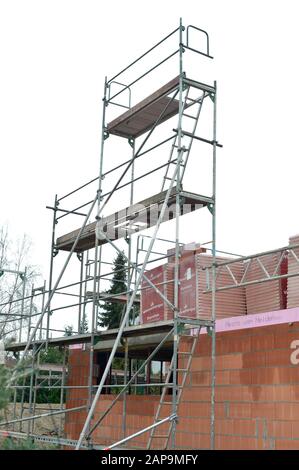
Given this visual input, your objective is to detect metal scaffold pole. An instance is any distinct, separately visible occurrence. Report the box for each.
[78,252,84,334]
[122,136,135,439]
[210,80,217,450]
[47,194,58,348]
[170,17,184,450]
[18,268,27,343]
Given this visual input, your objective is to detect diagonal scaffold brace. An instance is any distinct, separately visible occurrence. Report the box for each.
[75,146,185,450]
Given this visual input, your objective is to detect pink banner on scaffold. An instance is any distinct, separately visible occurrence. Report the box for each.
[196,307,299,336]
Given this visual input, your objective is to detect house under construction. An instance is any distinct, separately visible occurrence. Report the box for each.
[1,20,299,450]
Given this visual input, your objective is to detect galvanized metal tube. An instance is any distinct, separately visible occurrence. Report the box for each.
[39,282,46,340]
[0,405,86,427]
[204,270,299,292]
[210,80,217,450]
[122,137,135,439]
[105,414,177,450]
[18,267,27,343]
[78,253,84,334]
[26,285,34,344]
[100,157,178,199]
[31,351,40,433]
[170,18,184,451]
[27,343,36,436]
[109,49,179,102]
[108,26,180,83]
[46,194,58,348]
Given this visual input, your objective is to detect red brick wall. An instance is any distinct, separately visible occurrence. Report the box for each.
[90,395,160,449]
[64,347,96,440]
[65,321,299,449]
[178,321,299,450]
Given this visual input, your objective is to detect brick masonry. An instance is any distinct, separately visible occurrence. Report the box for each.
[64,320,299,450]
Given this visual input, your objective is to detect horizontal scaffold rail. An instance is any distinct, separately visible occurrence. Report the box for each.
[0,429,102,450]
[85,291,140,304]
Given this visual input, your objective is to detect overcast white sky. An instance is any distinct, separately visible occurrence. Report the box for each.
[1,0,299,322]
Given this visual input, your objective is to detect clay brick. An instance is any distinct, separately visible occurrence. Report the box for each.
[270,420,293,439]
[180,337,196,352]
[272,384,296,401]
[229,369,252,385]
[266,349,293,367]
[251,403,275,419]
[232,418,257,436]
[126,400,155,415]
[215,435,258,450]
[195,337,211,355]
[191,370,211,386]
[251,367,278,385]
[179,417,210,433]
[190,356,211,371]
[216,385,264,402]
[216,370,231,385]
[275,403,299,420]
[216,336,251,355]
[251,333,274,351]
[191,432,210,449]
[229,403,252,419]
[215,418,256,436]
[275,439,299,450]
[182,386,211,401]
[251,366,299,385]
[291,421,299,439]
[178,401,226,418]
[274,328,299,349]
[217,353,244,370]
[242,351,266,368]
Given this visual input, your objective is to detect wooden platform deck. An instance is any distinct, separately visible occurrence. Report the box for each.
[7,320,175,352]
[107,76,180,139]
[56,187,213,252]
[107,75,216,139]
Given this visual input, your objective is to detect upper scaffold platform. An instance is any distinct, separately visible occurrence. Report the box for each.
[107,75,215,139]
[107,76,180,139]
[56,186,213,252]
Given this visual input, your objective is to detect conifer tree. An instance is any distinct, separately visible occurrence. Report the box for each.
[98,251,127,329]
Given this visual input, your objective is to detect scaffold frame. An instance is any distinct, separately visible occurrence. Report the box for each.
[2,18,299,452]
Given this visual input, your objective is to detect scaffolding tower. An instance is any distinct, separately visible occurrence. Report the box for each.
[0,19,219,450]
[3,19,299,451]
[72,19,218,450]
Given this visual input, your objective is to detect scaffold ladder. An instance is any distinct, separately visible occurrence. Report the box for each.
[147,326,200,449]
[161,86,206,191]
